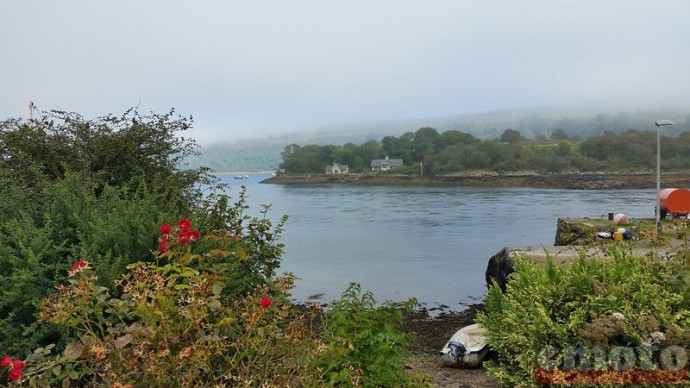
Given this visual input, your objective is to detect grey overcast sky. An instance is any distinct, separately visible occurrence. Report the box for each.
[2,1,689,144]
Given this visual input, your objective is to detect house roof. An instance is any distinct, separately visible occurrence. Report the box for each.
[370,158,403,167]
[326,163,348,172]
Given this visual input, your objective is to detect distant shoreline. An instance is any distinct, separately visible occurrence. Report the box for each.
[262,172,690,190]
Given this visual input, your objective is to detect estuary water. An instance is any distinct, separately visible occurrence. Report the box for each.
[219,174,656,310]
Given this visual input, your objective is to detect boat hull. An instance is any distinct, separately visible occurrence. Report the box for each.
[439,323,491,368]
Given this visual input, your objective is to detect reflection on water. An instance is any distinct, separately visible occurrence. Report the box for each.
[219,174,656,310]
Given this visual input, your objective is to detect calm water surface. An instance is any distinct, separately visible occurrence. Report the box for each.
[219,174,655,310]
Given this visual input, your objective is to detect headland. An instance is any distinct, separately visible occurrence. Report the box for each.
[263,172,690,190]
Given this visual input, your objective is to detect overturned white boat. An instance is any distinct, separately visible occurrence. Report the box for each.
[439,323,491,368]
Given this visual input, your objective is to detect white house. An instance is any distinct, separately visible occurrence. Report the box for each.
[370,156,403,171]
[326,163,349,174]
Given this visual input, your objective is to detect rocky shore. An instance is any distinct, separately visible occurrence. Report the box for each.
[403,304,499,387]
[264,172,690,190]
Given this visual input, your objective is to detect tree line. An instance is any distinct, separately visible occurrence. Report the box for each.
[279,126,690,175]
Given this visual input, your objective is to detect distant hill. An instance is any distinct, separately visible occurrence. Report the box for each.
[184,107,690,173]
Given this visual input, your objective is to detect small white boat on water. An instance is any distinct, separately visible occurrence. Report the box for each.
[439,323,491,368]
[234,174,243,179]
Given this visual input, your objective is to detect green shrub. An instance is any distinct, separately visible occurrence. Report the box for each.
[477,247,690,387]
[7,218,322,387]
[194,190,287,297]
[0,172,186,357]
[0,108,218,358]
[316,283,427,387]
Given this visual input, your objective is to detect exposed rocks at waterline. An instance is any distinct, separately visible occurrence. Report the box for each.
[264,172,690,190]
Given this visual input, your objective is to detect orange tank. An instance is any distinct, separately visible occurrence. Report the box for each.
[659,188,690,218]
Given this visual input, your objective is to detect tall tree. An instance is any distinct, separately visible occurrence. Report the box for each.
[413,127,441,162]
[500,128,522,144]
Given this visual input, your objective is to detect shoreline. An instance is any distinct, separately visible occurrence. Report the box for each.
[263,172,690,190]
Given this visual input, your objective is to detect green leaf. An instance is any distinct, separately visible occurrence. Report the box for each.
[180,268,199,277]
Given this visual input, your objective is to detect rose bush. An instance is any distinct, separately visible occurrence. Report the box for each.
[7,218,323,386]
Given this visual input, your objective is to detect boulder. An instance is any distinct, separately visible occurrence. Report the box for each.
[554,218,602,246]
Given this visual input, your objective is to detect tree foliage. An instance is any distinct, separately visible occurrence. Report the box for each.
[278,126,690,175]
[0,109,216,357]
[500,128,522,144]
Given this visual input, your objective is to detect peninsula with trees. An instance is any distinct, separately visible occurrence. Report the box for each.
[265,125,690,189]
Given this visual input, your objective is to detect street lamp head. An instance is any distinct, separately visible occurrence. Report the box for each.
[655,120,675,127]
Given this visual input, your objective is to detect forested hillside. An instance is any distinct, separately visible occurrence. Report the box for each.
[185,108,690,173]
[280,127,690,175]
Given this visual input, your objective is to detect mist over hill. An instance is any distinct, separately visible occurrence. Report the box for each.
[184,107,690,173]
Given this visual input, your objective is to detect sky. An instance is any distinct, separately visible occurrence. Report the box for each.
[2,1,690,144]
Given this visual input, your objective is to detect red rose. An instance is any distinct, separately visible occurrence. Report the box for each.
[190,230,201,241]
[71,260,87,271]
[158,242,169,252]
[0,356,11,368]
[177,219,192,230]
[260,296,272,308]
[159,223,171,234]
[178,231,191,246]
[8,368,23,381]
[12,359,23,370]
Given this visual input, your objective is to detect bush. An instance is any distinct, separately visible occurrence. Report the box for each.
[316,283,425,387]
[0,171,186,357]
[8,218,321,387]
[477,247,690,387]
[0,108,215,358]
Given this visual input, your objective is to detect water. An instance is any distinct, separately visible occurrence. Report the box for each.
[217,174,656,310]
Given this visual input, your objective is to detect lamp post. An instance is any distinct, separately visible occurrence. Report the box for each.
[655,120,675,236]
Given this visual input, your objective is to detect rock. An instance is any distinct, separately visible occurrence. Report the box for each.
[554,218,600,246]
[485,248,511,292]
